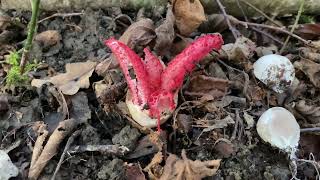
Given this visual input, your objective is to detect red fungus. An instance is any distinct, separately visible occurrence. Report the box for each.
[105,34,223,131]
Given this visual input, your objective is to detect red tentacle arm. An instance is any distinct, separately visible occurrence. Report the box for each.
[105,38,151,105]
[161,34,224,93]
[143,48,164,91]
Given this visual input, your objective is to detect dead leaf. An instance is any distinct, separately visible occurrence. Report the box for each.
[295,100,320,124]
[106,18,156,69]
[144,152,164,179]
[247,85,266,103]
[125,163,146,180]
[119,18,155,51]
[219,36,256,70]
[185,75,229,100]
[202,115,235,132]
[294,23,320,40]
[255,45,278,57]
[29,118,79,179]
[214,140,234,158]
[199,14,229,33]
[31,61,96,95]
[0,94,9,112]
[243,112,255,129]
[160,149,220,180]
[177,114,192,133]
[299,134,320,160]
[207,62,228,80]
[93,79,126,113]
[300,47,320,63]
[154,5,175,56]
[35,30,61,48]
[294,58,320,88]
[215,96,246,108]
[70,91,91,123]
[172,0,206,35]
[127,134,160,159]
[95,59,112,77]
[170,35,193,57]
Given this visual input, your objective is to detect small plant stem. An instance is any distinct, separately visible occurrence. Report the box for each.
[280,0,305,53]
[19,0,41,74]
[240,0,282,27]
[215,0,240,40]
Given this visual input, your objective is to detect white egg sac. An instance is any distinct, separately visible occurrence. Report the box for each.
[253,54,295,93]
[256,107,300,151]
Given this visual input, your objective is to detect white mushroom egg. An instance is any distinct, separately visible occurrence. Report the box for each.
[256,107,300,152]
[253,54,295,93]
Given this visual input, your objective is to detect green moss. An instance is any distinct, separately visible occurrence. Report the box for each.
[5,51,37,87]
[299,15,315,24]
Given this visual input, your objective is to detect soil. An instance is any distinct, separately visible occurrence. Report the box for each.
[0,6,319,180]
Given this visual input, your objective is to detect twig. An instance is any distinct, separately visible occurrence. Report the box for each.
[68,144,129,156]
[234,0,284,45]
[300,127,320,133]
[280,0,305,53]
[215,0,240,39]
[229,18,311,46]
[19,0,41,74]
[240,0,282,27]
[51,130,81,180]
[38,12,84,23]
[231,109,240,140]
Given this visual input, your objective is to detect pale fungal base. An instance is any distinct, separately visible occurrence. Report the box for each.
[125,91,178,128]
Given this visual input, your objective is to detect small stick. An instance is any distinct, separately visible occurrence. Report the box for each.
[240,0,282,27]
[229,18,311,46]
[215,0,240,39]
[68,144,129,156]
[300,127,320,133]
[19,0,41,74]
[38,12,84,23]
[280,0,305,53]
[235,0,284,45]
[51,130,81,180]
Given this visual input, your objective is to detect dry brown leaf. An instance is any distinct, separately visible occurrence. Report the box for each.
[255,45,278,57]
[35,30,61,48]
[172,0,206,36]
[31,61,96,95]
[214,140,234,158]
[300,47,320,63]
[93,80,126,105]
[294,58,320,88]
[294,23,320,40]
[170,35,193,57]
[28,118,78,179]
[185,75,229,99]
[0,94,9,112]
[176,114,192,133]
[299,134,320,160]
[160,149,220,180]
[219,36,256,70]
[144,152,164,179]
[295,100,320,124]
[119,18,155,51]
[199,14,229,33]
[125,163,146,180]
[154,5,175,56]
[103,18,156,71]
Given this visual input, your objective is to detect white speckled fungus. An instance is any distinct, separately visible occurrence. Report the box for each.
[253,54,295,93]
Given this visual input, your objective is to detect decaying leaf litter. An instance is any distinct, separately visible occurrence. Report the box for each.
[1,0,320,179]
